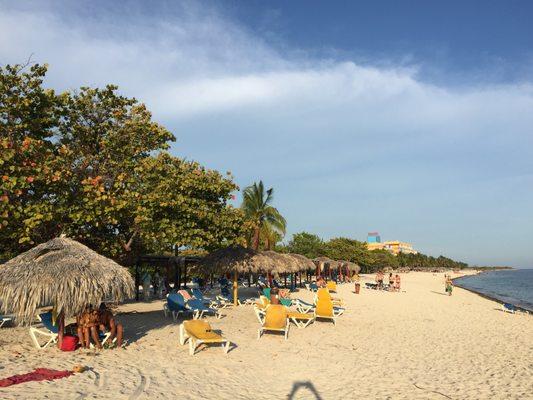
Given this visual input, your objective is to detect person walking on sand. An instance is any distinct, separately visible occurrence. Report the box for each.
[445,276,453,296]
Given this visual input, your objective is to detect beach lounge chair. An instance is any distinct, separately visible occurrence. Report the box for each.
[258,304,289,340]
[316,288,344,307]
[179,320,231,356]
[163,293,192,321]
[314,298,344,325]
[186,299,222,319]
[294,299,315,314]
[29,312,59,349]
[191,288,223,309]
[501,303,516,314]
[0,315,13,328]
[326,281,337,293]
[287,311,315,328]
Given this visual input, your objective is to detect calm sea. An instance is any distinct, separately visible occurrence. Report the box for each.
[454,269,533,311]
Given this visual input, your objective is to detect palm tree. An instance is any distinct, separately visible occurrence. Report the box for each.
[241,181,286,250]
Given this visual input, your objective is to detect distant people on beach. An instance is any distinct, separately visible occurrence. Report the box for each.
[388,273,394,291]
[376,271,384,290]
[395,274,401,291]
[317,276,326,288]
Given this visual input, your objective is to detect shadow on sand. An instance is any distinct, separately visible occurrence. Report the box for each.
[287,381,323,400]
[117,308,177,344]
[430,291,449,296]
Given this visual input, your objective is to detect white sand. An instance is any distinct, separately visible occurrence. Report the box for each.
[1,271,532,399]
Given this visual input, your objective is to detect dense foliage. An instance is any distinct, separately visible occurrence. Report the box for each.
[281,231,471,273]
[0,63,245,262]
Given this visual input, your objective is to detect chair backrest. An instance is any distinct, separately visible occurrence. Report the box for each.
[317,288,332,300]
[264,305,287,329]
[259,295,270,307]
[192,288,204,300]
[326,281,337,291]
[187,299,205,310]
[263,288,271,299]
[168,293,187,311]
[315,299,334,317]
[310,282,318,291]
[178,289,193,300]
[184,319,211,337]
[39,312,59,334]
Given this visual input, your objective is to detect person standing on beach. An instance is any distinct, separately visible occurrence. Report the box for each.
[388,273,394,291]
[395,274,401,292]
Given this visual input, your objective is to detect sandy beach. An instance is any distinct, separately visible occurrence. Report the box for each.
[1,271,532,399]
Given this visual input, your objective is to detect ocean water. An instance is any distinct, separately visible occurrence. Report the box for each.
[454,269,533,311]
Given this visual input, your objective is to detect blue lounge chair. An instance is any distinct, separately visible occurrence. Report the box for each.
[163,293,191,321]
[186,299,222,319]
[29,312,59,349]
[191,288,222,309]
[502,303,516,314]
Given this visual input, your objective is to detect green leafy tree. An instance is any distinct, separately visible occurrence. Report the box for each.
[1,63,247,261]
[285,232,324,258]
[0,63,64,256]
[241,181,286,250]
[323,237,368,263]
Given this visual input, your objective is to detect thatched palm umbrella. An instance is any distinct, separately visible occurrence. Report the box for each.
[287,253,315,287]
[201,246,277,305]
[0,237,134,326]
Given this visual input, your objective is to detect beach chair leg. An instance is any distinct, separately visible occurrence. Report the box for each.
[189,339,196,355]
[257,329,262,339]
[224,340,230,354]
[179,324,186,345]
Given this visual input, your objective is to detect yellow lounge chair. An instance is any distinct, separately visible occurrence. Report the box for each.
[316,288,343,306]
[287,311,315,328]
[179,320,231,356]
[314,298,343,325]
[258,304,289,340]
[326,281,337,293]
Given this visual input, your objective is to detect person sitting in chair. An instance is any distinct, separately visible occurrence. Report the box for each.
[98,303,124,348]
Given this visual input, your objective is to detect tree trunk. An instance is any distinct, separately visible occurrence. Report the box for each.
[252,226,261,250]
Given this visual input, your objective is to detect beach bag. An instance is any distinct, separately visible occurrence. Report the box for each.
[60,335,78,352]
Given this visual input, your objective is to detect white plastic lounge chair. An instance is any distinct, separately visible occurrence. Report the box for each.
[29,312,59,349]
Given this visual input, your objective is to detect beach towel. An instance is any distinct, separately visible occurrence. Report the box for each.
[0,368,73,387]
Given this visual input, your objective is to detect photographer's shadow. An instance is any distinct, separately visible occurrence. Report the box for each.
[287,381,323,400]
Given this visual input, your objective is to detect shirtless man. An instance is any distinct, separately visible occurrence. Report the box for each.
[376,271,384,290]
[395,274,401,291]
[98,303,124,348]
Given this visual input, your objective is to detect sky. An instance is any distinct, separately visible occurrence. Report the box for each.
[1,0,532,267]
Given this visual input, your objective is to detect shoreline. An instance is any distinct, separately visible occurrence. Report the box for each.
[452,271,532,314]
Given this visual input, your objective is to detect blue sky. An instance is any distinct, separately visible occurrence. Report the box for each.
[1,0,532,267]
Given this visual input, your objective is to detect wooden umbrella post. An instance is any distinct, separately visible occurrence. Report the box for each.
[233,270,239,306]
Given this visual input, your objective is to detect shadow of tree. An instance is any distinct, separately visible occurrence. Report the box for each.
[117,309,177,343]
[287,381,323,400]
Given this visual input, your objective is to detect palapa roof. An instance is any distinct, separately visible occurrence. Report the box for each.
[0,237,134,324]
[288,253,316,271]
[201,247,313,276]
[200,246,275,275]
